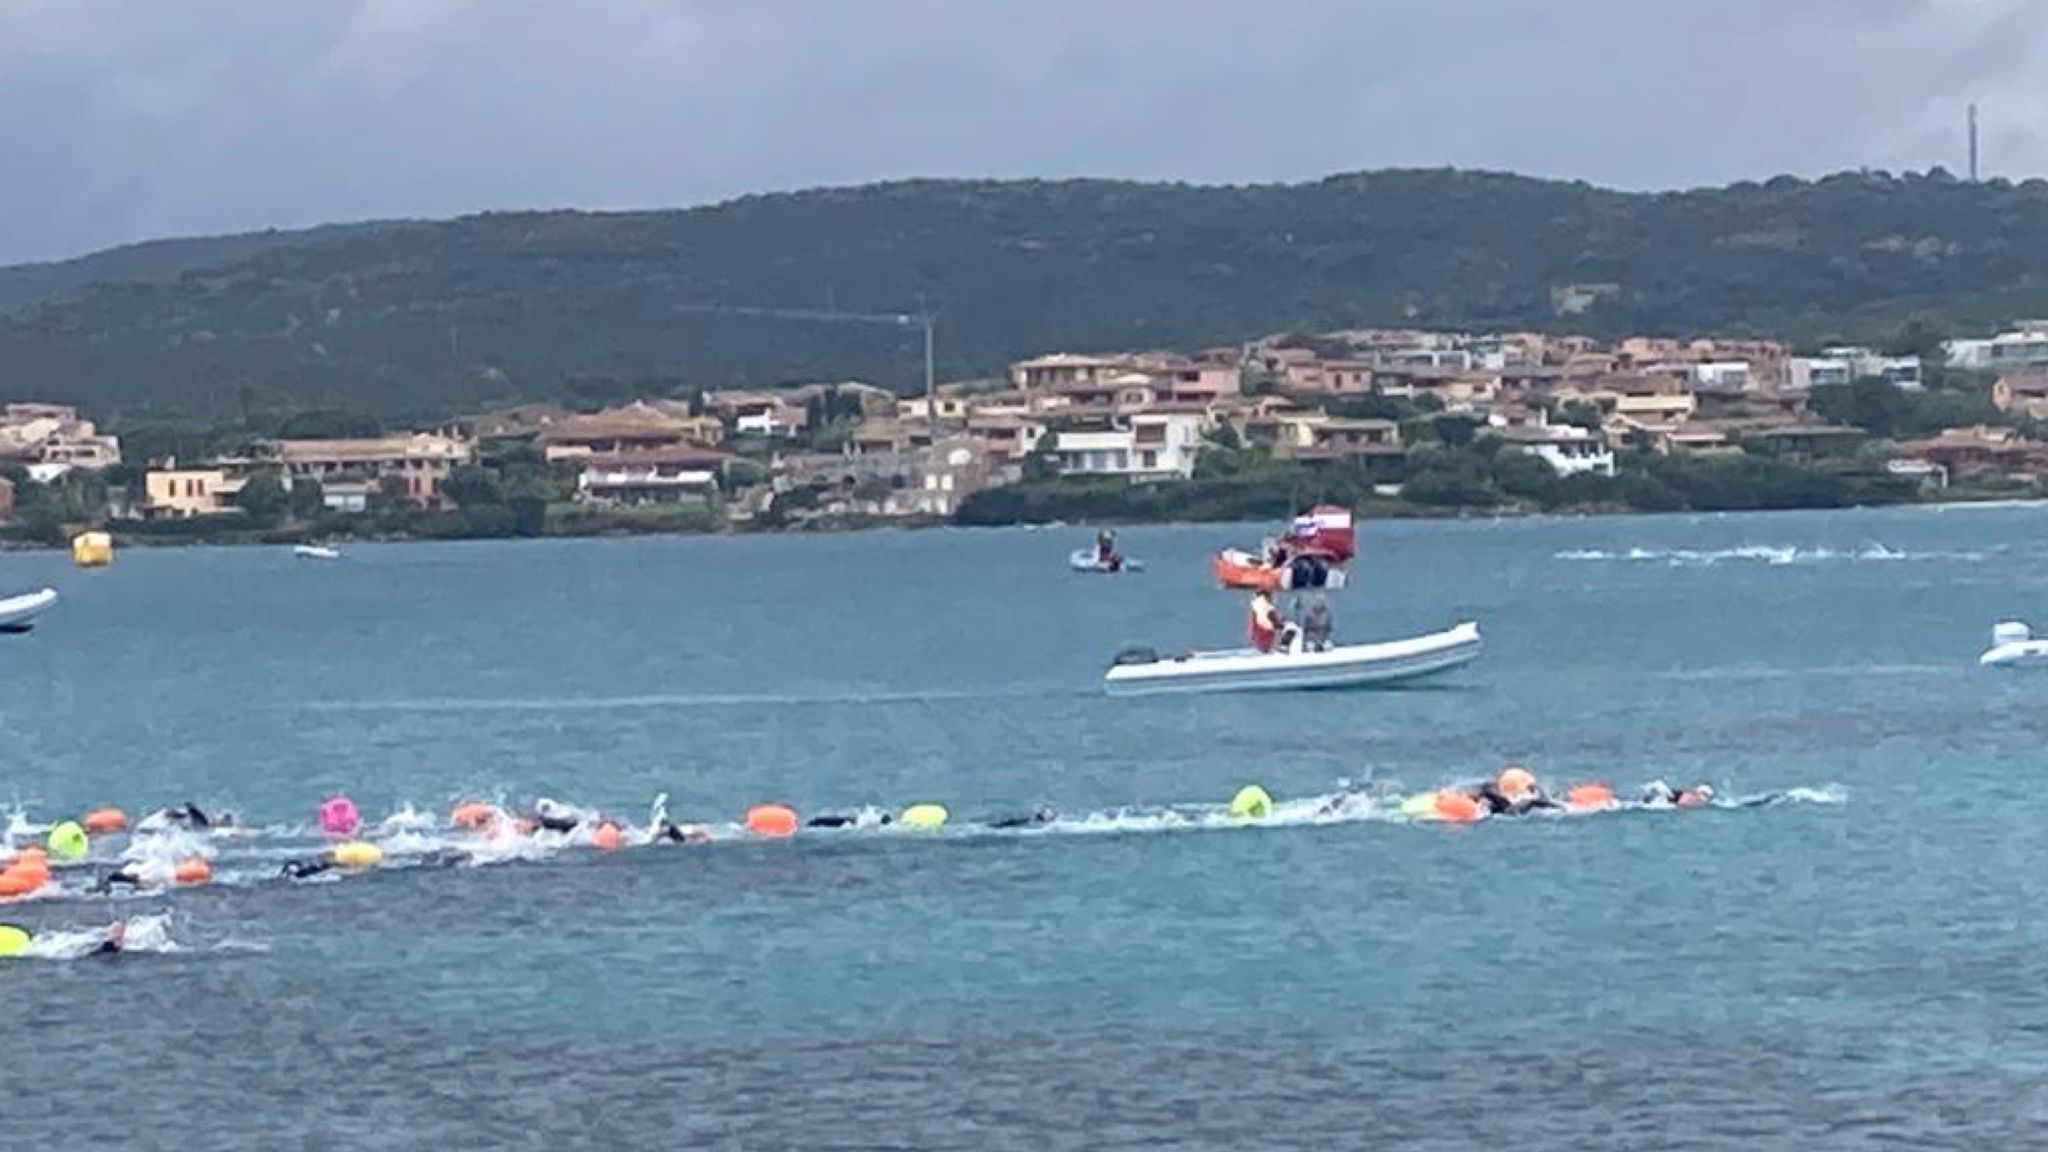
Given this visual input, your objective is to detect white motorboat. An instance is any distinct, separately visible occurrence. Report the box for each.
[0,587,58,634]
[1980,621,2048,668]
[1069,548,1143,574]
[1103,621,1482,696]
[294,544,342,560]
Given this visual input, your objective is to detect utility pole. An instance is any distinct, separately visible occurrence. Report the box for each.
[1969,102,1980,182]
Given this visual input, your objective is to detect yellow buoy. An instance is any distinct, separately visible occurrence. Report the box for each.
[331,841,383,869]
[46,820,88,861]
[0,924,29,957]
[1228,785,1273,821]
[71,531,113,568]
[900,803,949,830]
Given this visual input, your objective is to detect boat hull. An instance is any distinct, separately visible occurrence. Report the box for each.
[1982,641,2048,668]
[1104,622,1481,696]
[1070,548,1141,574]
[0,587,58,634]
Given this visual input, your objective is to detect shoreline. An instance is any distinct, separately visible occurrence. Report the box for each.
[6,491,2040,553]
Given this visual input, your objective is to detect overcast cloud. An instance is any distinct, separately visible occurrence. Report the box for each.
[0,0,2039,263]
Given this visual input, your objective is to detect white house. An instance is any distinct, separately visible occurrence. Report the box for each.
[1499,423,1615,478]
[1784,357,1853,390]
[1691,361,1754,392]
[1053,411,1204,481]
[1819,347,1923,389]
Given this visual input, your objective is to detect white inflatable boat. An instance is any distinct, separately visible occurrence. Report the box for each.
[0,587,58,634]
[1980,621,2048,668]
[294,544,342,560]
[1104,621,1482,696]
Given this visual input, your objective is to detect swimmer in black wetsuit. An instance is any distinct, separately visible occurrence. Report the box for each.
[95,920,126,956]
[532,799,580,834]
[94,863,147,894]
[279,856,337,880]
[655,819,713,843]
[806,812,892,829]
[1640,781,1717,808]
[989,805,1057,830]
[1467,782,1560,816]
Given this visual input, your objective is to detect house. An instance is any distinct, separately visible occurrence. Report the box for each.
[576,448,725,506]
[1691,361,1755,394]
[1895,425,2033,479]
[1784,357,1853,391]
[1278,417,1406,471]
[901,438,992,517]
[1613,391,1699,425]
[455,403,572,445]
[965,413,1049,462]
[142,469,242,518]
[1146,356,1241,403]
[0,404,121,475]
[703,391,809,440]
[537,403,724,461]
[896,395,973,424]
[1992,373,2048,421]
[1821,347,1923,389]
[1052,410,1204,481]
[1745,424,1865,461]
[1495,422,1616,477]
[847,419,936,457]
[268,433,474,508]
[1009,353,1129,392]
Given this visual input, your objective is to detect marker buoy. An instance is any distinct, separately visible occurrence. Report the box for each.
[745,804,798,837]
[331,841,383,869]
[319,796,361,837]
[1566,783,1615,812]
[1228,785,1273,821]
[1433,791,1481,823]
[899,804,949,830]
[82,808,127,835]
[0,924,28,957]
[173,858,213,885]
[451,802,495,829]
[591,822,623,852]
[46,821,88,861]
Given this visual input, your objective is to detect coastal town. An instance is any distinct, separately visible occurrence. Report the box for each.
[9,318,2048,539]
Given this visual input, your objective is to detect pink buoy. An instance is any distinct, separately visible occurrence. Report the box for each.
[319,796,361,837]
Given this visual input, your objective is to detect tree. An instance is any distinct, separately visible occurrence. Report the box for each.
[1491,451,1561,503]
[441,464,505,508]
[290,476,327,520]
[1022,438,1062,483]
[369,475,414,514]
[236,470,290,525]
[1433,415,1480,447]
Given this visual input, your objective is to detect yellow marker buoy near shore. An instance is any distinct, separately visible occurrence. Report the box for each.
[71,531,113,568]
[1229,785,1273,821]
[332,841,383,869]
[46,821,87,861]
[900,804,949,830]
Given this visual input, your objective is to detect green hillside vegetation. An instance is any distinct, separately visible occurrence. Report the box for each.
[3,167,2047,420]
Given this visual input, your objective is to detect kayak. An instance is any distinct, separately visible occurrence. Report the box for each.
[0,587,58,634]
[1069,548,1143,574]
[1214,549,1347,591]
[1103,622,1481,696]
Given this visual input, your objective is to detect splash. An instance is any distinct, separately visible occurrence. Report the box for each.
[1555,545,1984,566]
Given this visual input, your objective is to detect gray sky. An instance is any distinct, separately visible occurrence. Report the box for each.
[0,0,2038,264]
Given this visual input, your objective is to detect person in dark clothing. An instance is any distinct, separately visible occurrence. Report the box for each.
[532,799,580,834]
[989,805,1057,830]
[1300,595,1335,652]
[94,864,147,894]
[279,857,337,881]
[655,819,714,843]
[1640,781,1717,808]
[806,812,893,829]
[95,920,126,956]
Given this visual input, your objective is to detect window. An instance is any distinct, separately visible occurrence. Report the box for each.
[1141,450,1158,470]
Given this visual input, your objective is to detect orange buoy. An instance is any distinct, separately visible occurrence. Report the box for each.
[1566,783,1615,811]
[0,871,39,897]
[13,847,46,867]
[591,822,623,852]
[745,804,799,838]
[451,802,496,829]
[173,858,212,885]
[1675,791,1708,809]
[1433,791,1482,823]
[83,808,128,835]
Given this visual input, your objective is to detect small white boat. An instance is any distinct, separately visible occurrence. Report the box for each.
[1104,621,1482,696]
[0,587,58,634]
[294,544,342,561]
[1069,548,1143,574]
[1980,621,2048,668]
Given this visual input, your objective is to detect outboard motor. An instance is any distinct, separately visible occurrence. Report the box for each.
[1994,621,2033,646]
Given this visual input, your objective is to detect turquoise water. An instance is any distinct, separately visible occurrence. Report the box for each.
[6,507,2048,1148]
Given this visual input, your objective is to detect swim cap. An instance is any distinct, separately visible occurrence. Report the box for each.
[318,796,361,837]
[1496,766,1537,801]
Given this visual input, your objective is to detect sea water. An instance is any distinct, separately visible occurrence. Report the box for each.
[3,506,2046,1149]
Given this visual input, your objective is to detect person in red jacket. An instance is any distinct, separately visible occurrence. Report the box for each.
[1249,589,1284,652]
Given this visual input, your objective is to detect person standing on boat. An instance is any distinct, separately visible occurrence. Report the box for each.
[1096,528,1121,572]
[1249,589,1285,653]
[1301,595,1334,652]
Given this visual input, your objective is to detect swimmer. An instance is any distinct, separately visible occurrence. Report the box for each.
[93,863,147,894]
[532,798,580,834]
[805,812,892,829]
[95,919,126,956]
[143,802,228,830]
[989,805,1058,830]
[279,856,337,881]
[1640,780,1717,808]
[655,819,713,844]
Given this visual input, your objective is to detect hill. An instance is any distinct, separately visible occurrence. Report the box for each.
[3,167,2048,420]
